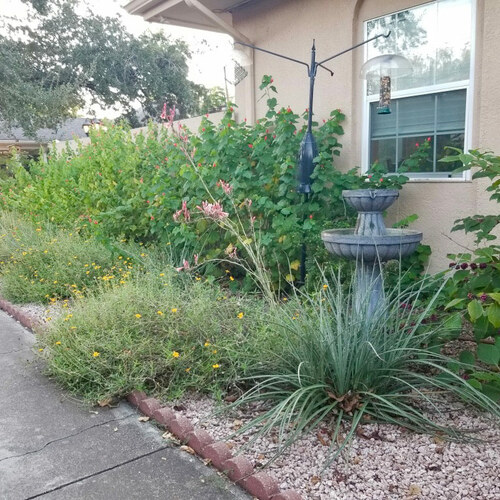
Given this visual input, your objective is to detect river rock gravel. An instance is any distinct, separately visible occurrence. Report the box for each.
[176,394,500,500]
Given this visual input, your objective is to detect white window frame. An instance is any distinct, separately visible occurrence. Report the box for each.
[361,0,476,182]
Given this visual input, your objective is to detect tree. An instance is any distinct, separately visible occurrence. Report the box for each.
[0,0,205,137]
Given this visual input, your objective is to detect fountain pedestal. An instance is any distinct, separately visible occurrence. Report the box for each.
[321,189,422,316]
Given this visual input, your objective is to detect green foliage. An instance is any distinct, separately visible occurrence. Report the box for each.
[441,149,500,243]
[0,212,133,303]
[40,270,275,403]
[1,77,358,290]
[399,137,433,173]
[438,149,500,399]
[0,0,203,135]
[227,272,500,467]
[356,162,410,190]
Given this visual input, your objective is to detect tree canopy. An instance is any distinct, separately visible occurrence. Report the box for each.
[0,0,209,137]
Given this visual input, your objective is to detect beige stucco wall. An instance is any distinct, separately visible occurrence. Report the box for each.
[233,0,499,272]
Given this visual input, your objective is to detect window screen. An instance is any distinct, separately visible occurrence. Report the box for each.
[370,90,466,174]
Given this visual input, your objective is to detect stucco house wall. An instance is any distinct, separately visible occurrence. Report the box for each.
[232,0,499,272]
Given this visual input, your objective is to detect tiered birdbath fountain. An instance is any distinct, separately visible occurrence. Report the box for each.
[321,189,422,316]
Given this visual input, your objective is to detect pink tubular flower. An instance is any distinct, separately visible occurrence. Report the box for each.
[196,201,229,220]
[173,200,191,222]
[160,103,167,120]
[415,142,420,147]
[176,260,190,272]
[217,179,233,195]
[194,254,199,266]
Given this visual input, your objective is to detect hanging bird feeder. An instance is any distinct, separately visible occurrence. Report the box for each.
[360,54,412,114]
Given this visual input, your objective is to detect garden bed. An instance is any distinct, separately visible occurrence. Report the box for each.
[5,299,500,500]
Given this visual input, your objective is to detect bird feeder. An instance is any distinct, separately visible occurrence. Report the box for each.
[360,54,412,114]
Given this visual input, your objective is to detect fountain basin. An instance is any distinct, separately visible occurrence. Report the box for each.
[343,189,399,212]
[321,228,423,262]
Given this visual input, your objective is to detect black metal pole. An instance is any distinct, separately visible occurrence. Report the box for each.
[234,33,391,287]
[299,42,317,287]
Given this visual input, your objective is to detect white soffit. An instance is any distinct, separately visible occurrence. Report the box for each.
[123,0,255,40]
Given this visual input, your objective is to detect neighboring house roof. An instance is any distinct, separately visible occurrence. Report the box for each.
[0,118,90,144]
[124,0,255,42]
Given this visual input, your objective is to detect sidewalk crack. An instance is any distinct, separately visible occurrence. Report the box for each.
[25,447,169,499]
[0,347,32,355]
[0,412,137,464]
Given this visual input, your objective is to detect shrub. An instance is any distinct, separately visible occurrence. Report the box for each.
[39,270,276,403]
[439,149,500,399]
[0,77,359,289]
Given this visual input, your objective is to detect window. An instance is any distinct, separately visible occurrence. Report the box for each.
[364,0,474,178]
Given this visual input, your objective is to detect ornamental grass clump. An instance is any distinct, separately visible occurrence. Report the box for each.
[229,271,500,468]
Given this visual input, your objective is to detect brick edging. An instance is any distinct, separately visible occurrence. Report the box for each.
[128,390,302,500]
[0,296,41,332]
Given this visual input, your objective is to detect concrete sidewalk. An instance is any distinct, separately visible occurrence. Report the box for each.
[0,310,249,500]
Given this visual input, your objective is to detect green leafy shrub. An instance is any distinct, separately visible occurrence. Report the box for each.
[40,270,276,402]
[227,271,499,467]
[355,161,409,190]
[0,77,360,290]
[439,149,500,399]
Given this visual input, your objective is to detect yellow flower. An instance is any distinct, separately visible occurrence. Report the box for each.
[185,367,191,373]
[38,348,44,352]
[229,276,234,281]
[55,341,61,345]
[171,308,178,313]
[237,312,244,319]
[135,313,142,318]
[323,284,328,289]
[204,341,210,347]
[36,228,42,232]
[157,310,164,316]
[53,280,58,284]
[212,364,220,369]
[70,326,77,330]
[159,273,165,277]
[212,350,217,354]
[93,351,100,357]
[172,351,180,358]
[140,253,145,257]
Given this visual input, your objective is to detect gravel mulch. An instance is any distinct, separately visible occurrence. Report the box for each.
[176,394,500,500]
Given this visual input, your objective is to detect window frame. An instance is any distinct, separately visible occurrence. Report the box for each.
[361,0,476,182]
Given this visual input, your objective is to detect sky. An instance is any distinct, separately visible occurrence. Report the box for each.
[2,0,234,116]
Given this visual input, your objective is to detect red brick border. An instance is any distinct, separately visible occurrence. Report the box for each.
[127,390,303,500]
[0,296,42,332]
